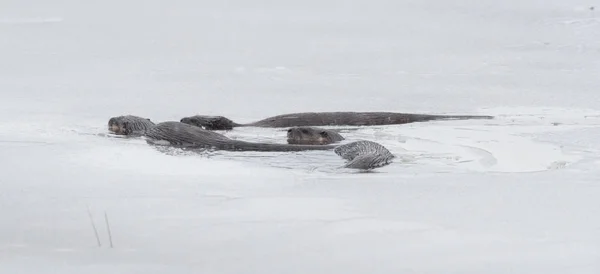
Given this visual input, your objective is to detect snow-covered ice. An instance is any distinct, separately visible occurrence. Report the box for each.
[1,0,599,273]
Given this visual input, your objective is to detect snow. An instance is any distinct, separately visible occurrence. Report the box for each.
[1,0,599,273]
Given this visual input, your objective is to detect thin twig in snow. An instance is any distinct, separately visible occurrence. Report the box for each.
[87,206,101,247]
[105,211,113,248]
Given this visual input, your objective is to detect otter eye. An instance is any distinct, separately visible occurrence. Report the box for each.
[287,129,292,133]
[319,131,329,137]
[301,129,309,134]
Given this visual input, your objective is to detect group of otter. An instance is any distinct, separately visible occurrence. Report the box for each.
[107,111,494,170]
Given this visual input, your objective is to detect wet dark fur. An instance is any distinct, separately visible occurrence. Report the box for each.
[180,111,494,130]
[145,122,393,169]
[108,115,155,136]
[107,115,396,169]
[286,127,345,145]
[334,140,395,169]
[145,122,337,152]
[108,115,339,152]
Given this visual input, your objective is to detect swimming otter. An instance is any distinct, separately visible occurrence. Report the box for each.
[333,140,395,169]
[108,115,155,136]
[144,121,338,152]
[286,127,344,145]
[180,111,494,130]
[108,115,395,170]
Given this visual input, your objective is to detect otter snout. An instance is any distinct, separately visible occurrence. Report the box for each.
[287,127,332,145]
[110,124,122,134]
[180,117,194,125]
[108,118,124,134]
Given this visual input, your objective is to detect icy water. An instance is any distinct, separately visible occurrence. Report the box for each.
[1,0,599,273]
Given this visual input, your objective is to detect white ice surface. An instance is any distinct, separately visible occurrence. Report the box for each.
[1,0,600,273]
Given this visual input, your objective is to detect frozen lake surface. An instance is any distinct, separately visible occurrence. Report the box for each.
[1,0,599,273]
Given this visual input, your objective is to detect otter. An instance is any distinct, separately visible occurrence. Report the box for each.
[108,115,395,170]
[180,111,494,130]
[108,115,155,136]
[333,140,395,169]
[286,127,344,145]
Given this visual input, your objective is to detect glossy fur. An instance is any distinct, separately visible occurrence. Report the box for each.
[108,115,155,136]
[107,115,395,169]
[180,111,494,130]
[286,127,345,145]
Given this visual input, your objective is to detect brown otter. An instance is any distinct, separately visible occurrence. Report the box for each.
[286,127,344,145]
[107,115,395,170]
[180,111,494,130]
[108,115,156,136]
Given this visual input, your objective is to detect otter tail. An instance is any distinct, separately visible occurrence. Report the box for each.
[431,115,494,120]
[228,140,338,152]
[334,140,395,170]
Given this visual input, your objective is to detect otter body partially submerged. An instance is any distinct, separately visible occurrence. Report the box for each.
[286,127,345,145]
[107,115,395,170]
[108,115,155,136]
[334,140,395,169]
[180,111,494,130]
[145,121,337,152]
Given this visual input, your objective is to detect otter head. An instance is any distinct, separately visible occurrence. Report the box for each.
[180,115,236,130]
[108,115,155,136]
[286,127,344,145]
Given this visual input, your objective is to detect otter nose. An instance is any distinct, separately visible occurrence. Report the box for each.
[180,117,190,124]
[286,128,297,136]
[109,124,120,133]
